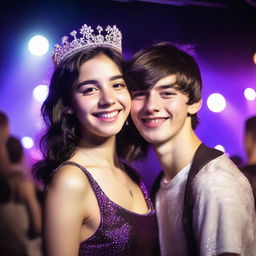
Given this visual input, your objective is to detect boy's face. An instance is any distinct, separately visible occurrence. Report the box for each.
[131,75,201,145]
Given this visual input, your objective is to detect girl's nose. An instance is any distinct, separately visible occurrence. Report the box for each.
[99,89,115,107]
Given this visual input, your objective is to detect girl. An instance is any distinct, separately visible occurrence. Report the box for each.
[33,24,159,256]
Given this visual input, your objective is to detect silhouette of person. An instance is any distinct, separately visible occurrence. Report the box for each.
[0,112,42,256]
[241,115,256,210]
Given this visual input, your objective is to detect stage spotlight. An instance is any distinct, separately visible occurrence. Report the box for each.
[207,93,226,113]
[33,84,49,102]
[28,35,49,56]
[214,144,225,152]
[21,136,34,149]
[244,88,256,101]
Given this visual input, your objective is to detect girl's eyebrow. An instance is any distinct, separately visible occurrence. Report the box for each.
[76,80,98,89]
[76,75,124,89]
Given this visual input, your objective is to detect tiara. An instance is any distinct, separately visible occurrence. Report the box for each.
[52,24,122,66]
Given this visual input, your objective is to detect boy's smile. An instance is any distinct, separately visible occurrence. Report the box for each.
[131,75,200,145]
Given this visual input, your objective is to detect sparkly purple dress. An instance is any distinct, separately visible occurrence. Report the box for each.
[60,162,159,256]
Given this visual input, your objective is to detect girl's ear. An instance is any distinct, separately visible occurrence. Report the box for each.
[188,99,202,115]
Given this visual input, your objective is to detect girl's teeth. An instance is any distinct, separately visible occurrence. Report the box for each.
[98,111,118,118]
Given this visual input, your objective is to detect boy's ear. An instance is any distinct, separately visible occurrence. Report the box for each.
[188,99,202,115]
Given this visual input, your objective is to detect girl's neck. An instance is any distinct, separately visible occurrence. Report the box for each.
[76,135,119,169]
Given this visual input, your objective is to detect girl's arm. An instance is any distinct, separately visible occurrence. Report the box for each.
[43,165,90,256]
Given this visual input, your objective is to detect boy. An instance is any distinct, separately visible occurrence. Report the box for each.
[127,42,256,256]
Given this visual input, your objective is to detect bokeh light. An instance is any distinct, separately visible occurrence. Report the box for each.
[28,35,49,56]
[21,136,34,149]
[244,88,256,101]
[214,144,225,152]
[33,84,49,102]
[207,93,226,113]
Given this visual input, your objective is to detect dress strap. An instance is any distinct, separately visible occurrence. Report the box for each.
[53,161,107,211]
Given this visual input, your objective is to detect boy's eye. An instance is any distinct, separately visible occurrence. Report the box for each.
[132,91,147,99]
[161,91,176,97]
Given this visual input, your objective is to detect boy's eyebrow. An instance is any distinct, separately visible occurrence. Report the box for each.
[110,75,124,81]
[76,75,124,89]
[132,83,177,93]
[157,82,177,90]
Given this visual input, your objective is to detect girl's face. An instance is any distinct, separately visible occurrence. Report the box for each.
[71,54,131,142]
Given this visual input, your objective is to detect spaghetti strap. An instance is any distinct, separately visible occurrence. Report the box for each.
[54,161,105,203]
[57,161,94,180]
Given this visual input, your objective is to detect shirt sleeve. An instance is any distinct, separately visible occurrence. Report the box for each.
[192,167,251,256]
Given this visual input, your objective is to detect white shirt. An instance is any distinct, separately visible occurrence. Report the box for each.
[156,154,256,256]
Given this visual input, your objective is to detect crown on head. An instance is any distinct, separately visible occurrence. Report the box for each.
[52,24,122,66]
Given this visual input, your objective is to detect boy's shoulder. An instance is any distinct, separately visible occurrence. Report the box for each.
[196,153,244,179]
[192,154,253,199]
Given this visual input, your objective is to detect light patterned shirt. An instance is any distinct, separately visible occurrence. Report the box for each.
[156,154,256,256]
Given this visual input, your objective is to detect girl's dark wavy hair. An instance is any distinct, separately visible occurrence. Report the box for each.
[125,42,202,160]
[33,46,139,185]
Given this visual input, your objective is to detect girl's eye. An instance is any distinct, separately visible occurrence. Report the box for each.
[82,87,97,95]
[113,83,126,89]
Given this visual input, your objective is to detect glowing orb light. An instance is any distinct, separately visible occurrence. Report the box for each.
[207,93,226,113]
[214,144,225,152]
[28,35,49,56]
[33,84,49,102]
[21,136,34,149]
[244,88,256,101]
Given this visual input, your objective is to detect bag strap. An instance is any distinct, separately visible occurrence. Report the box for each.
[150,171,164,205]
[182,143,223,256]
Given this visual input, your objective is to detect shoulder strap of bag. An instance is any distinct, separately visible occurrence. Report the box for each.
[150,171,164,205]
[182,143,223,256]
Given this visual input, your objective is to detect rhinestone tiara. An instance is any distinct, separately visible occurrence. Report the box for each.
[52,24,122,66]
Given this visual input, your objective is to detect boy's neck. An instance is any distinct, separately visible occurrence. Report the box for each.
[154,130,201,181]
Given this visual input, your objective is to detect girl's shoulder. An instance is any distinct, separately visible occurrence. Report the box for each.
[48,162,91,195]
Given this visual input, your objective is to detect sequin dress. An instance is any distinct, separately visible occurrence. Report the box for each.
[60,162,159,256]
